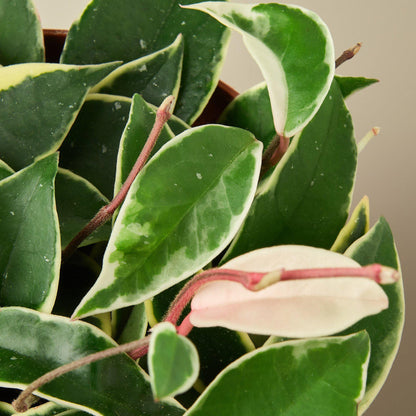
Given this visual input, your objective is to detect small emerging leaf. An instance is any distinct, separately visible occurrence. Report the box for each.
[149,322,199,400]
[331,195,370,253]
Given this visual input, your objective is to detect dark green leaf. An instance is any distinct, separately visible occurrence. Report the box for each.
[0,154,59,312]
[92,35,184,108]
[185,332,370,416]
[59,94,131,199]
[223,80,356,262]
[335,76,379,99]
[219,82,275,149]
[55,169,111,249]
[74,125,262,318]
[0,160,13,181]
[149,322,199,400]
[0,62,120,170]
[112,303,148,345]
[343,217,404,414]
[0,0,44,65]
[0,307,184,416]
[61,0,230,124]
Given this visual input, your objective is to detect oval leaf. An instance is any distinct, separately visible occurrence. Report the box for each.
[185,332,370,416]
[0,307,184,416]
[74,125,262,318]
[0,62,120,170]
[0,154,59,312]
[343,217,404,414]
[0,0,44,65]
[191,245,388,338]
[149,322,199,400]
[223,80,356,262]
[92,35,184,108]
[61,0,230,124]
[186,1,334,137]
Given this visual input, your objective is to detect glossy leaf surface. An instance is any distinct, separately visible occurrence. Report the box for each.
[74,125,262,318]
[0,0,43,65]
[114,93,174,195]
[335,76,379,99]
[61,0,230,124]
[149,323,199,400]
[344,217,404,414]
[0,154,59,312]
[55,169,110,248]
[0,307,184,416]
[186,1,334,136]
[59,94,131,199]
[0,62,119,170]
[331,196,370,253]
[185,332,370,416]
[92,35,184,108]
[224,81,356,261]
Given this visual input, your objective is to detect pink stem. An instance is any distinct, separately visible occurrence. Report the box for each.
[62,96,175,263]
[177,313,194,337]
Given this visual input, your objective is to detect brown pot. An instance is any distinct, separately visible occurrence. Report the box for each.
[42,29,238,125]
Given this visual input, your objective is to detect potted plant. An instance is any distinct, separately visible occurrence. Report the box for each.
[0,0,404,415]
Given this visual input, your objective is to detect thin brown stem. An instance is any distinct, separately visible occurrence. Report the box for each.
[13,336,151,413]
[260,134,290,178]
[335,42,362,68]
[61,95,175,263]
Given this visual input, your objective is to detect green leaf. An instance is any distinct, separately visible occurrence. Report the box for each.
[0,62,120,170]
[0,307,184,416]
[0,154,59,312]
[112,303,148,345]
[331,195,370,253]
[61,0,230,124]
[55,169,111,249]
[0,0,44,65]
[343,217,404,414]
[219,82,275,149]
[224,80,356,262]
[59,94,132,199]
[185,332,370,416]
[186,1,334,137]
[149,322,199,400]
[92,35,184,108]
[114,93,174,195]
[335,76,379,99]
[74,125,263,318]
[0,160,13,181]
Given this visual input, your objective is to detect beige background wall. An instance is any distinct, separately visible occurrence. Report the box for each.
[33,1,415,414]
